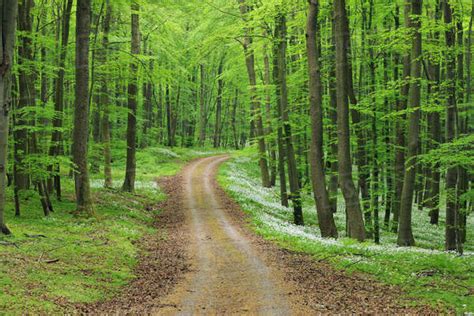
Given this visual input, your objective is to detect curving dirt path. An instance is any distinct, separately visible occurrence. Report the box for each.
[81,155,440,314]
[157,156,302,315]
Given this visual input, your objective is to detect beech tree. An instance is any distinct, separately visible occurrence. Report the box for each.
[333,0,365,241]
[238,0,271,189]
[0,0,18,234]
[397,0,422,247]
[275,11,304,226]
[122,1,140,192]
[72,0,93,215]
[306,0,337,237]
[49,0,73,200]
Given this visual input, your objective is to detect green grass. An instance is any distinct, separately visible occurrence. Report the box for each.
[218,146,474,313]
[0,145,225,314]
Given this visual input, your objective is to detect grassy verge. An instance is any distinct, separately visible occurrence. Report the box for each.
[218,147,474,313]
[0,145,225,314]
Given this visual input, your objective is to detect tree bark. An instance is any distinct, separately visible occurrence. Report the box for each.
[443,0,462,253]
[333,0,365,241]
[397,0,422,247]
[100,0,112,188]
[238,0,271,188]
[122,2,140,192]
[231,89,239,149]
[263,43,277,187]
[272,49,289,208]
[72,0,93,215]
[306,0,337,237]
[214,56,224,148]
[328,22,338,214]
[0,0,18,234]
[49,0,73,200]
[14,0,35,206]
[392,3,411,232]
[457,8,468,245]
[276,13,303,225]
[426,0,441,225]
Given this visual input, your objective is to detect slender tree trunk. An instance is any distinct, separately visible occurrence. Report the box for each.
[214,57,224,148]
[49,0,73,200]
[0,0,18,234]
[170,85,179,146]
[334,0,365,241]
[198,64,207,145]
[238,0,271,188]
[443,0,462,253]
[166,85,173,146]
[14,0,35,216]
[397,0,422,247]
[306,0,337,237]
[392,4,411,232]
[354,1,371,234]
[273,23,289,208]
[383,51,393,228]
[263,43,277,186]
[231,89,239,149]
[328,20,338,214]
[371,57,380,243]
[72,0,93,215]
[122,2,140,192]
[457,10,468,245]
[427,0,441,225]
[100,0,112,188]
[276,13,303,225]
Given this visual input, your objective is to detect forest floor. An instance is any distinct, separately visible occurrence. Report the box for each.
[218,148,474,313]
[0,145,224,314]
[81,155,439,314]
[1,148,467,314]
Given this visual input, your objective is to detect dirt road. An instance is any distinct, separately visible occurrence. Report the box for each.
[157,156,300,315]
[82,156,438,314]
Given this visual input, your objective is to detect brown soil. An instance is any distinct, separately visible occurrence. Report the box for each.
[82,156,441,315]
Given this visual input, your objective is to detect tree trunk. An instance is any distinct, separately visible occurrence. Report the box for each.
[199,64,207,145]
[306,0,337,237]
[263,43,277,186]
[122,2,140,192]
[0,0,18,234]
[443,0,462,253]
[72,0,93,215]
[276,13,303,225]
[397,0,422,247]
[214,56,224,148]
[457,10,468,245]
[238,0,271,188]
[231,89,239,149]
[14,0,35,217]
[333,0,365,241]
[272,19,289,208]
[328,23,338,214]
[49,0,73,200]
[392,3,411,233]
[426,0,441,225]
[166,85,173,146]
[100,0,112,188]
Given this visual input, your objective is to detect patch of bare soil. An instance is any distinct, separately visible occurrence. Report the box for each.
[77,174,191,314]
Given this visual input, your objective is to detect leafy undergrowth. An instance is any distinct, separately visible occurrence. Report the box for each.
[218,147,474,313]
[0,145,225,314]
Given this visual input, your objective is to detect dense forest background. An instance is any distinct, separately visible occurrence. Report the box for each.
[0,0,473,255]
